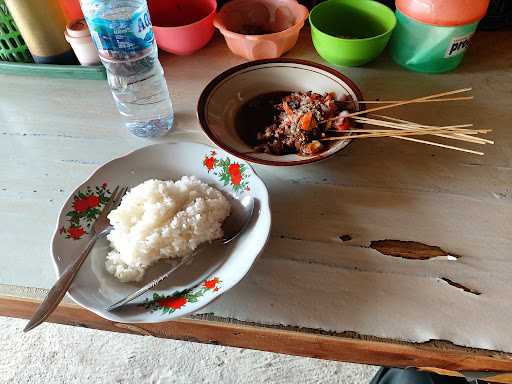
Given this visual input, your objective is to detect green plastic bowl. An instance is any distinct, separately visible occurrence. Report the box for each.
[310,0,396,67]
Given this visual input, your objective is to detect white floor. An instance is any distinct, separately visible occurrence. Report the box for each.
[1,316,378,384]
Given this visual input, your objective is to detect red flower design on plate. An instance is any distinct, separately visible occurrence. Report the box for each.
[62,183,113,240]
[158,296,187,310]
[203,278,220,290]
[202,152,249,193]
[86,195,100,208]
[144,277,222,314]
[228,163,242,185]
[73,198,89,213]
[203,156,216,172]
[68,226,85,240]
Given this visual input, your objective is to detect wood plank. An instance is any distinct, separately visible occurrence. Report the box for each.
[1,29,512,369]
[2,295,512,378]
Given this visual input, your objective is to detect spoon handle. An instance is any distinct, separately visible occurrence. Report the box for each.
[105,251,197,311]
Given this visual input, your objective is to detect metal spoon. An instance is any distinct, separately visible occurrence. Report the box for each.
[105,195,255,311]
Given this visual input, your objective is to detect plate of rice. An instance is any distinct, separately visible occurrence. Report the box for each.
[51,142,271,323]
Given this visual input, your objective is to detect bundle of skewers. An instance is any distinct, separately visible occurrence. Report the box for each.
[322,88,492,156]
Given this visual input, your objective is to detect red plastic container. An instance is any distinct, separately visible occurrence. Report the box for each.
[58,0,83,21]
[148,0,217,55]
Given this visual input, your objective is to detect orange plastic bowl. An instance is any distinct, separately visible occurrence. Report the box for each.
[148,0,217,55]
[214,0,308,60]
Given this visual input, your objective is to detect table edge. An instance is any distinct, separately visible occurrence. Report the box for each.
[3,294,512,378]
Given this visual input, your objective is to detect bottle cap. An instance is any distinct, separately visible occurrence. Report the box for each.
[66,18,91,38]
[396,0,490,27]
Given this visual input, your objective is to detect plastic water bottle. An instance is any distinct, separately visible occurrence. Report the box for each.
[80,0,174,137]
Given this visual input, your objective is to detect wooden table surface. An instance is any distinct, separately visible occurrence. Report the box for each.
[1,30,512,382]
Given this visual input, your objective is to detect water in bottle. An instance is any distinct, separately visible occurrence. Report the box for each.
[80,0,174,137]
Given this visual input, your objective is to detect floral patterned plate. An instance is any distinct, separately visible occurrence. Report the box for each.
[51,142,271,323]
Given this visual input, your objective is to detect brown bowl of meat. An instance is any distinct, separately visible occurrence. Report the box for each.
[197,59,364,166]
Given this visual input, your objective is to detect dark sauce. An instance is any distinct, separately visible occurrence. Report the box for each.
[235,91,290,147]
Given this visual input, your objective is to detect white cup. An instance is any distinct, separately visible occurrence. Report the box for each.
[64,19,100,66]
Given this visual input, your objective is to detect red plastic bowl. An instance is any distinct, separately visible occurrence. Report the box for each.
[148,0,217,55]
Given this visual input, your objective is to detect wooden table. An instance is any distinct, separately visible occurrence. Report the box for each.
[1,30,512,383]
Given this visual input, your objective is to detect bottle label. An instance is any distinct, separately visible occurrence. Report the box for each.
[86,7,154,55]
[445,33,473,58]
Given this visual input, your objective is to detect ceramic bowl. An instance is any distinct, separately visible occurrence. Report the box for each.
[214,0,308,60]
[51,142,271,323]
[197,59,364,166]
[148,0,217,55]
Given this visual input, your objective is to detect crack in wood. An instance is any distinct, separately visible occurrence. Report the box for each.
[60,159,101,165]
[190,313,510,358]
[113,322,154,336]
[440,278,481,296]
[278,234,304,241]
[283,178,486,199]
[268,254,450,279]
[1,131,82,139]
[370,240,456,260]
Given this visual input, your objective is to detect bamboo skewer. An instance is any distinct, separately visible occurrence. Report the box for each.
[321,115,481,136]
[353,117,475,132]
[370,114,495,145]
[323,127,486,155]
[390,136,484,156]
[325,88,473,120]
[342,96,474,104]
[321,128,488,141]
[329,128,488,137]
[352,117,488,145]
[328,128,480,134]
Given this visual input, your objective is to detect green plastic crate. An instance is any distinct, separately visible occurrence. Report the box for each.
[0,0,32,62]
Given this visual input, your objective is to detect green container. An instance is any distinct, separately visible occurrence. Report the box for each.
[309,0,396,67]
[0,0,32,62]
[389,9,480,73]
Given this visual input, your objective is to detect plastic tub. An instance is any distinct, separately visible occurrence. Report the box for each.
[214,0,308,60]
[309,0,396,67]
[389,0,491,73]
[148,0,217,55]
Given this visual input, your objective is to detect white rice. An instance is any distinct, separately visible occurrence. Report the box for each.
[105,176,230,282]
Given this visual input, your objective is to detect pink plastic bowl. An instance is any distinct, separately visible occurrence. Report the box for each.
[148,0,217,55]
[214,0,309,60]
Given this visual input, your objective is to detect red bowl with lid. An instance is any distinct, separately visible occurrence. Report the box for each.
[148,0,217,55]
